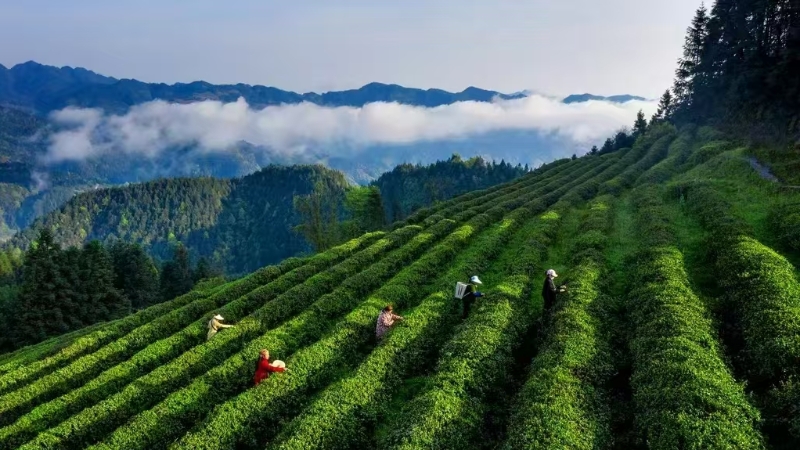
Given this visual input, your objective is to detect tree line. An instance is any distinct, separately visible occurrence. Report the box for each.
[0,229,218,352]
[662,0,799,141]
[292,156,527,252]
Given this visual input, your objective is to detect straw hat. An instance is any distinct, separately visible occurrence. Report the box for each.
[213,314,224,320]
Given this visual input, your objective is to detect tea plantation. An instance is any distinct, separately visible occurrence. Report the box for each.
[2,124,800,449]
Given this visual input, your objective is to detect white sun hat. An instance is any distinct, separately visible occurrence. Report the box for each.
[469,275,482,284]
[546,269,558,278]
[213,314,224,320]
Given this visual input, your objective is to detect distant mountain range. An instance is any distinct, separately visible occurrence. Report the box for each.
[0,60,646,242]
[0,61,643,114]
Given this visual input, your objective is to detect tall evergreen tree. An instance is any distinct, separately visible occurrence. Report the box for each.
[110,242,159,309]
[192,256,221,284]
[633,110,649,136]
[293,180,342,252]
[59,247,86,330]
[12,229,72,347]
[160,243,194,301]
[673,4,709,116]
[651,90,675,124]
[80,240,130,321]
[343,186,386,236]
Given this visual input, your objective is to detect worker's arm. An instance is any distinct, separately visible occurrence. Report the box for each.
[267,363,286,373]
[220,323,234,328]
[392,314,404,321]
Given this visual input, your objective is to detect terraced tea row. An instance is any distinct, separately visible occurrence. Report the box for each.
[7,146,612,448]
[5,125,797,449]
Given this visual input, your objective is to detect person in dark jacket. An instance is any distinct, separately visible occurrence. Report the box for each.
[541,269,566,312]
[462,275,484,319]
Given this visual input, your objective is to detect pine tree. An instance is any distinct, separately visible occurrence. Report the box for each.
[80,241,130,322]
[12,229,70,347]
[160,243,194,301]
[633,110,648,136]
[59,247,86,330]
[651,90,675,123]
[590,145,599,155]
[192,257,221,284]
[110,242,159,309]
[599,138,615,155]
[293,180,342,252]
[673,4,709,115]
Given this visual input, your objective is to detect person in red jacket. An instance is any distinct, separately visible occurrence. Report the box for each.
[253,349,286,386]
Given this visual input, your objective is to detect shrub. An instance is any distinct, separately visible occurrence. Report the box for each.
[381,211,561,450]
[266,209,536,450]
[768,202,800,252]
[21,182,548,450]
[625,187,764,450]
[144,202,541,450]
[0,279,225,395]
[0,233,382,432]
[681,184,800,384]
[502,199,614,450]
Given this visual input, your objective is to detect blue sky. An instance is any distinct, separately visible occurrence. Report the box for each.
[0,0,703,97]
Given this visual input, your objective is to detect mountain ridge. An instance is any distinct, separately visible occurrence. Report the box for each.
[0,61,643,114]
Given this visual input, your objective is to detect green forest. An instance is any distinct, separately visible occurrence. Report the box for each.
[0,0,799,448]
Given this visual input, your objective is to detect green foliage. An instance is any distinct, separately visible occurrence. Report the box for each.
[109,242,159,309]
[599,125,677,195]
[668,0,800,140]
[341,185,385,237]
[626,186,764,449]
[768,201,800,252]
[79,241,130,321]
[0,283,223,396]
[292,179,345,252]
[680,184,800,385]
[0,234,380,444]
[159,243,194,301]
[382,213,559,450]
[373,155,526,222]
[1,131,798,449]
[503,199,615,450]
[267,205,536,450]
[15,232,396,449]
[12,229,76,347]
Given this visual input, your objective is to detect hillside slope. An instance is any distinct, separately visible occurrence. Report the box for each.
[8,158,525,273]
[0,124,798,450]
[7,165,347,274]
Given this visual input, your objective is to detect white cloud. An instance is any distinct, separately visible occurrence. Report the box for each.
[44,95,658,163]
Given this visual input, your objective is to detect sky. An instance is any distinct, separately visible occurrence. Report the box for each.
[0,0,704,98]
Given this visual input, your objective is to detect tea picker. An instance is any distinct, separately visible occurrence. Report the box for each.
[455,275,484,319]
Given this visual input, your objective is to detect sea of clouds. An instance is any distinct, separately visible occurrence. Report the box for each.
[44,94,658,166]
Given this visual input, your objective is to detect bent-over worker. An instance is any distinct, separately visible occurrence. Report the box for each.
[207,314,233,340]
[376,304,404,341]
[253,349,286,386]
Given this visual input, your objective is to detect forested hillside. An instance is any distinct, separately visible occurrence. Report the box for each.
[7,166,346,274]
[7,158,523,274]
[372,155,527,222]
